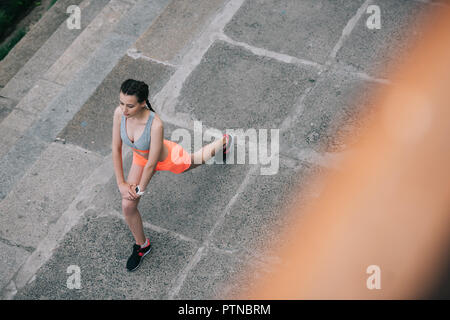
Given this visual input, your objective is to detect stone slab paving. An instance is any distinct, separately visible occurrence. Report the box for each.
[174,247,265,299]
[280,65,387,158]
[0,142,102,249]
[176,157,328,299]
[135,0,228,64]
[14,214,199,299]
[175,40,319,131]
[0,79,63,159]
[335,0,435,80]
[224,0,365,64]
[211,157,325,257]
[0,241,31,295]
[0,96,17,123]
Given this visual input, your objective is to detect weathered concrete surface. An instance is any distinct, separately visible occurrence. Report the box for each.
[43,0,140,86]
[0,79,63,159]
[0,142,101,249]
[135,0,228,64]
[0,242,31,295]
[210,158,325,257]
[1,0,443,300]
[224,0,365,64]
[175,247,264,299]
[0,0,172,202]
[0,96,17,123]
[14,214,199,299]
[0,0,84,87]
[280,65,386,158]
[174,40,319,130]
[0,0,111,103]
[335,0,435,79]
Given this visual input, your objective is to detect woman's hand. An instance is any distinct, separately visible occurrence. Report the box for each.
[118,182,139,201]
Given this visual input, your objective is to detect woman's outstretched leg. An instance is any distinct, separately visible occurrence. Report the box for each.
[185,135,227,171]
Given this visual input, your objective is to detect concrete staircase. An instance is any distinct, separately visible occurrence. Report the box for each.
[0,0,173,298]
[0,0,174,197]
[0,0,135,159]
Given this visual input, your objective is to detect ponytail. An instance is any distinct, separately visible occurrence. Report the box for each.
[145,98,155,112]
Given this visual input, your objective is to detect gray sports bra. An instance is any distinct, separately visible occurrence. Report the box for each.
[120,110,155,151]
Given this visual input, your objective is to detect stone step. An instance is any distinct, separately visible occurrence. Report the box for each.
[0,0,111,108]
[0,0,172,201]
[0,0,139,159]
[0,141,102,251]
[0,141,103,297]
[42,0,140,86]
[0,0,173,296]
[0,0,84,88]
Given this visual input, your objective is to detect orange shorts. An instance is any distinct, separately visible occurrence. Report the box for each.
[132,139,191,174]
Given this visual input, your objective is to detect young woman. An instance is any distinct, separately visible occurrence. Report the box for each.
[112,79,234,271]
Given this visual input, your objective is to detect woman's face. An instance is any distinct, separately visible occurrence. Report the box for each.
[119,92,145,118]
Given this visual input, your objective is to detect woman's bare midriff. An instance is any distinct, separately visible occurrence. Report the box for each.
[126,110,169,163]
[133,144,168,163]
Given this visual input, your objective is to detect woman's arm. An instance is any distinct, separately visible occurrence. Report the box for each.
[138,120,164,191]
[112,149,125,185]
[112,107,125,185]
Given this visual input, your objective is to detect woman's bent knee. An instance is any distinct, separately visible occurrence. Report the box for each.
[122,198,139,214]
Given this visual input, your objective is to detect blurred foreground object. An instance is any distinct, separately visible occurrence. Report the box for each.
[240,5,450,299]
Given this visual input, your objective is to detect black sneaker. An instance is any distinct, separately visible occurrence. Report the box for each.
[126,240,152,272]
[222,133,235,163]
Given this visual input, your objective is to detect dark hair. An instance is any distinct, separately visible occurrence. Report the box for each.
[120,79,155,112]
